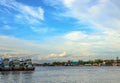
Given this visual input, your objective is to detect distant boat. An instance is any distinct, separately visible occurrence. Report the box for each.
[0,57,35,71]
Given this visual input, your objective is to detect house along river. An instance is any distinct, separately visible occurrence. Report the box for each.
[0,66,120,83]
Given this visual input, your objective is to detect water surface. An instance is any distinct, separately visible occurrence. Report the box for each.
[0,66,120,83]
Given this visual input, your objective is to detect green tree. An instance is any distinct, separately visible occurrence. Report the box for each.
[78,60,84,65]
[94,59,103,64]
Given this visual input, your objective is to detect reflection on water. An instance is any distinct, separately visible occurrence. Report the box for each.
[0,66,120,83]
[0,71,34,83]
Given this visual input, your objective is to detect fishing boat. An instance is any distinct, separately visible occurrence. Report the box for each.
[0,57,35,71]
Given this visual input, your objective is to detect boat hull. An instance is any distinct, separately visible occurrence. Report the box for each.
[0,68,35,71]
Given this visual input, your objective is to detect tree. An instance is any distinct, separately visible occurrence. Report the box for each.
[78,60,84,65]
[52,61,62,66]
[94,59,103,64]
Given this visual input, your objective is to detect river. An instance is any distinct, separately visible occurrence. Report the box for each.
[0,66,120,83]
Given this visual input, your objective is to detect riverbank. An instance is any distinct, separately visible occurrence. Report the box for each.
[34,58,120,66]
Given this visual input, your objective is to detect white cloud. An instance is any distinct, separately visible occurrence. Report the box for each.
[60,0,120,59]
[64,31,87,41]
[64,31,104,41]
[31,27,55,33]
[62,30,120,59]
[2,25,12,30]
[47,52,67,58]
[43,0,62,9]
[0,35,50,56]
[0,31,120,61]
[0,36,69,60]
[23,6,44,20]
[0,0,120,61]
[0,0,44,24]
[61,0,120,32]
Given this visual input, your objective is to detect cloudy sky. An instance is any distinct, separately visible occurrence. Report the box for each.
[0,0,120,62]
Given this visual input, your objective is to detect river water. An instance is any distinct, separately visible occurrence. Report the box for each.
[0,66,120,83]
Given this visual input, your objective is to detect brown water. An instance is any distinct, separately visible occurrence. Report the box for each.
[0,66,120,83]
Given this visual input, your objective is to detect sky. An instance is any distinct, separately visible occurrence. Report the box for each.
[0,0,120,62]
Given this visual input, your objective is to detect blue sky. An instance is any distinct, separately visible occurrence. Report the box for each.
[0,0,120,62]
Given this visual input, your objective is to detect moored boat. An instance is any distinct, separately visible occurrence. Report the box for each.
[0,57,35,71]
